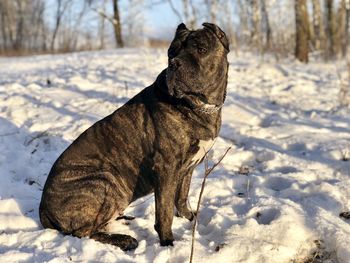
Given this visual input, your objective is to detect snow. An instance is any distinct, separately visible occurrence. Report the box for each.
[0,49,350,262]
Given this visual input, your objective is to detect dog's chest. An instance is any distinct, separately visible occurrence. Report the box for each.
[190,138,216,166]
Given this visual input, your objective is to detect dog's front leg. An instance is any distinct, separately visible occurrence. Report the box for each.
[154,178,176,246]
[153,155,177,246]
[175,168,195,221]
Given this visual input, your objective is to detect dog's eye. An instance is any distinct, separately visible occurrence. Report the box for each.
[197,47,207,54]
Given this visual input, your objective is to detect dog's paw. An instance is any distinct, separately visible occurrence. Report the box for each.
[154,224,174,246]
[176,209,196,221]
[160,239,174,247]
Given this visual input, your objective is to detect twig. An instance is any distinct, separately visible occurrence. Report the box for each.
[167,0,183,22]
[0,131,19,137]
[129,194,154,207]
[90,6,119,26]
[24,130,49,146]
[189,147,231,263]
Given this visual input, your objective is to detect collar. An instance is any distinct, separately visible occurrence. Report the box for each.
[194,101,223,114]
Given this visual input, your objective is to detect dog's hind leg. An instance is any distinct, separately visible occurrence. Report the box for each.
[40,171,139,251]
[90,232,138,251]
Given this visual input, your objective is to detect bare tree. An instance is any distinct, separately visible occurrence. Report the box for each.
[88,0,124,48]
[311,0,325,51]
[14,0,25,51]
[70,1,88,51]
[188,0,198,28]
[183,0,190,24]
[167,0,183,22]
[98,0,107,50]
[30,0,47,52]
[204,0,219,23]
[250,0,261,49]
[113,0,124,48]
[237,0,249,47]
[51,0,72,52]
[261,0,271,52]
[0,0,47,54]
[344,0,350,56]
[325,0,336,59]
[338,0,350,57]
[182,0,197,28]
[0,1,16,51]
[219,0,236,52]
[295,0,310,63]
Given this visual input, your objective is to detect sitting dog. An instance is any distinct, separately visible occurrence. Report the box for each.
[39,22,229,251]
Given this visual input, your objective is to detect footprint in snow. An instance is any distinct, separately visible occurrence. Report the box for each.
[264,176,294,192]
[255,151,275,163]
[255,208,281,225]
[259,114,281,128]
[286,142,307,152]
[276,166,299,174]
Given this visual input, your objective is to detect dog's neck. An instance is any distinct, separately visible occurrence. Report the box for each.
[155,69,223,115]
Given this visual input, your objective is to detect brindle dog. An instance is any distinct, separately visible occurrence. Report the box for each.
[39,23,229,251]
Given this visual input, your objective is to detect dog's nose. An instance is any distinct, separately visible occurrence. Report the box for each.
[169,58,181,71]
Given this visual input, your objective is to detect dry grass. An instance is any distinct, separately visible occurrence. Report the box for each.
[293,240,338,263]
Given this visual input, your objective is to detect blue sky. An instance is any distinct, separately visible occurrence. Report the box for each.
[139,1,182,39]
[45,0,182,40]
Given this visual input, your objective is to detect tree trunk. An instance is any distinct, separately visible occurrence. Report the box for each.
[344,0,350,56]
[339,0,350,57]
[325,0,336,59]
[250,0,261,49]
[261,0,271,52]
[98,0,106,50]
[336,0,346,57]
[295,0,310,63]
[51,0,62,52]
[311,0,325,51]
[0,2,8,51]
[113,0,124,48]
[14,0,24,51]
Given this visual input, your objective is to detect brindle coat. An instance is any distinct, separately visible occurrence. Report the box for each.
[39,23,229,251]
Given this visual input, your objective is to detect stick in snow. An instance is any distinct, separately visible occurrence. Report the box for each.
[189,147,231,263]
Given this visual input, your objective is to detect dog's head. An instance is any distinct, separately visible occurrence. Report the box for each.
[166,23,229,108]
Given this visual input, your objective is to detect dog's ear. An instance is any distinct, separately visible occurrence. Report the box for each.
[168,23,190,59]
[202,23,230,52]
[175,23,190,41]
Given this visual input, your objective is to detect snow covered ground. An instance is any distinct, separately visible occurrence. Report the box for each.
[0,49,350,263]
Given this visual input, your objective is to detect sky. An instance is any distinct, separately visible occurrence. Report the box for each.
[137,0,182,39]
[45,0,182,41]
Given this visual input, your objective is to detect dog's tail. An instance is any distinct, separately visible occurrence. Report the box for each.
[90,232,138,251]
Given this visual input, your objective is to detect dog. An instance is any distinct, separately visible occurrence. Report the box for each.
[39,22,229,251]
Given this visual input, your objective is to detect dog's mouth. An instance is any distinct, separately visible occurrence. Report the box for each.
[165,71,213,110]
[166,76,196,100]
